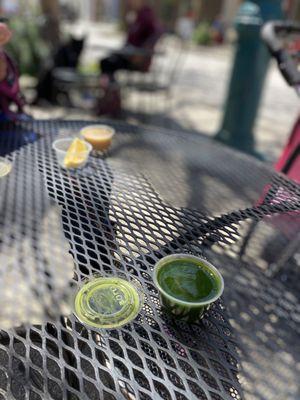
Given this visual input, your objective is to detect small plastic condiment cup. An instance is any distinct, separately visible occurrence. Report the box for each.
[73,275,144,333]
[52,138,92,169]
[80,125,115,152]
[153,254,224,323]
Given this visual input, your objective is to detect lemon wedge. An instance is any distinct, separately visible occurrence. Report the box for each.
[0,160,12,177]
[64,138,89,169]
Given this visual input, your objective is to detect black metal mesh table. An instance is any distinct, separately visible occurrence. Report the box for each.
[0,120,299,400]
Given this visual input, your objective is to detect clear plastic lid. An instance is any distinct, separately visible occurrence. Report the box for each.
[0,158,12,178]
[74,277,143,329]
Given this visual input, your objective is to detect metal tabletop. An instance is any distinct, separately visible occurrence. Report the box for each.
[0,120,299,400]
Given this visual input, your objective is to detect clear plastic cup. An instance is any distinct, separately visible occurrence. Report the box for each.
[57,128,79,140]
[80,125,115,152]
[153,254,224,323]
[73,276,144,330]
[52,138,92,169]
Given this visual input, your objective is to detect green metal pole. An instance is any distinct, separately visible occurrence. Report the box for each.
[215,0,283,157]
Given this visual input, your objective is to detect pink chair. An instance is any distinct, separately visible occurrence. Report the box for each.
[275,117,300,183]
[239,22,300,274]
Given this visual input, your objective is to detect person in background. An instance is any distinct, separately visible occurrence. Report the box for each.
[96,0,162,116]
[0,21,25,120]
[282,0,294,19]
[211,15,225,45]
[176,9,195,41]
[34,36,85,104]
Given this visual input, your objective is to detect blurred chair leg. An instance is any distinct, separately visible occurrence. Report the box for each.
[165,88,172,113]
[134,73,141,114]
[150,91,156,115]
[239,220,258,259]
[268,233,300,277]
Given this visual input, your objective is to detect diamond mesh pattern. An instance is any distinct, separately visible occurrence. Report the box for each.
[0,136,73,329]
[0,120,299,400]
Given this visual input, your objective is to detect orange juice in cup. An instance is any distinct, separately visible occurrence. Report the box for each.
[80,125,115,152]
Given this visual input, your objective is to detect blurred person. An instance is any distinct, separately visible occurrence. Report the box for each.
[211,15,225,44]
[176,10,195,41]
[34,36,85,104]
[282,0,294,18]
[96,0,162,116]
[0,21,25,120]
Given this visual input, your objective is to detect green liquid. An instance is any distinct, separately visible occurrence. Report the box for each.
[157,259,220,303]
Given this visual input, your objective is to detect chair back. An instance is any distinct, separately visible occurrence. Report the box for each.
[138,29,163,72]
[275,116,300,183]
[146,34,185,88]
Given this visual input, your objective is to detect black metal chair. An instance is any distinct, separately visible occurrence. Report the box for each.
[116,35,185,114]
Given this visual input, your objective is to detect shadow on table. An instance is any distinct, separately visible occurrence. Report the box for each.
[110,119,299,283]
[39,153,243,400]
[122,110,198,132]
[0,129,74,331]
[205,249,300,400]
[0,120,297,400]
[0,122,40,157]
[109,124,272,217]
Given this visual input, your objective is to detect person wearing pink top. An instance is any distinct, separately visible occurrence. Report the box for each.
[101,0,161,78]
[96,0,162,116]
[0,21,25,120]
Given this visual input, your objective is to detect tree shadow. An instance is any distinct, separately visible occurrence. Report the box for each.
[0,121,40,157]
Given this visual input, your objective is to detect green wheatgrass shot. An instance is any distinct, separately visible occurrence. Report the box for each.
[157,259,220,302]
[154,255,224,322]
